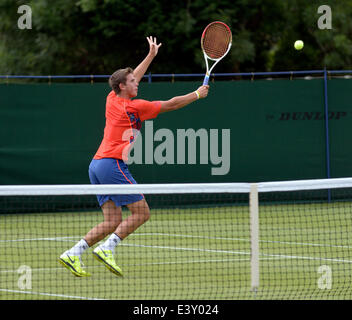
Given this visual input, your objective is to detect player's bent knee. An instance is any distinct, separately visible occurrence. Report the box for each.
[135,209,150,223]
[135,207,150,224]
[140,202,151,222]
[128,199,150,224]
[143,208,151,222]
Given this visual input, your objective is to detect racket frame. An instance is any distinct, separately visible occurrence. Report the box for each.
[201,21,232,85]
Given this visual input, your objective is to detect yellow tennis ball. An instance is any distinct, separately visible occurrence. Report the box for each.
[294,40,304,50]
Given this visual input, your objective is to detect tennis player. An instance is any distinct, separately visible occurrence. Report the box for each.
[59,36,209,277]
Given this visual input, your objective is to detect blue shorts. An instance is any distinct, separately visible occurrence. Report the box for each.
[88,158,144,207]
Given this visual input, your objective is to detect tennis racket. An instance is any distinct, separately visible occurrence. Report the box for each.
[201,21,232,85]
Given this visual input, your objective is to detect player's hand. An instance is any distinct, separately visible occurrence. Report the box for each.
[196,85,209,99]
[147,36,162,57]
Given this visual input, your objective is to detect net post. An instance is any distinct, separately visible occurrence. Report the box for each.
[250,183,259,294]
[323,68,332,202]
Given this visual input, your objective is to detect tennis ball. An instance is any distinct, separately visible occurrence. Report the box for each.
[294,40,304,50]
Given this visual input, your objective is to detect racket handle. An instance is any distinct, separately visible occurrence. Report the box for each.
[203,74,209,85]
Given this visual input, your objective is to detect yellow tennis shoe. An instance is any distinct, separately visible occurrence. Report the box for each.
[58,253,91,277]
[92,246,123,277]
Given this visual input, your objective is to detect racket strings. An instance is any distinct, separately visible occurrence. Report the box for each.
[202,24,231,59]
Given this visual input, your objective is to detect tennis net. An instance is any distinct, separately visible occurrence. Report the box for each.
[0,178,351,300]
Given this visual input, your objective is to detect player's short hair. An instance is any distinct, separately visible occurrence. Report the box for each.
[109,67,134,94]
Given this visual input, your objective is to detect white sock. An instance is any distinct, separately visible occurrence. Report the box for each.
[101,233,121,253]
[66,239,89,257]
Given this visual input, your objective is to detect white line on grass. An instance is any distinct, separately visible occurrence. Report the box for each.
[122,242,250,255]
[0,288,106,300]
[0,257,249,274]
[0,236,78,243]
[120,243,352,264]
[2,234,352,266]
[135,232,352,250]
[2,232,351,251]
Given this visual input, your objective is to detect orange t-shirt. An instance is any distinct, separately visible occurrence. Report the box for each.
[94,91,161,161]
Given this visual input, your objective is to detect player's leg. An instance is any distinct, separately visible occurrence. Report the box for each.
[112,198,150,239]
[91,201,125,276]
[91,159,148,276]
[59,159,121,277]
[61,200,123,277]
[84,200,122,246]
[92,199,150,277]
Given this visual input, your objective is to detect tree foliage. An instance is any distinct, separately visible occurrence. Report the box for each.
[0,0,351,75]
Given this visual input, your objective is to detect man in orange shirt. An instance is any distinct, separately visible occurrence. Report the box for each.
[59,36,209,277]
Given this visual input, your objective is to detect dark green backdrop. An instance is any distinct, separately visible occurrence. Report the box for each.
[1,79,351,185]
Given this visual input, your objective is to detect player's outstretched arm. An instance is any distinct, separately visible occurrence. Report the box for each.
[133,36,162,83]
[159,85,209,114]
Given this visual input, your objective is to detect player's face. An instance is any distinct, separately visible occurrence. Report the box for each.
[124,73,139,98]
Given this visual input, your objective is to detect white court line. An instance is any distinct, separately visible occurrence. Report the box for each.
[121,242,250,255]
[0,288,106,300]
[121,243,352,264]
[1,238,351,276]
[1,234,352,267]
[0,257,249,274]
[0,236,78,243]
[1,232,351,250]
[135,232,352,250]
